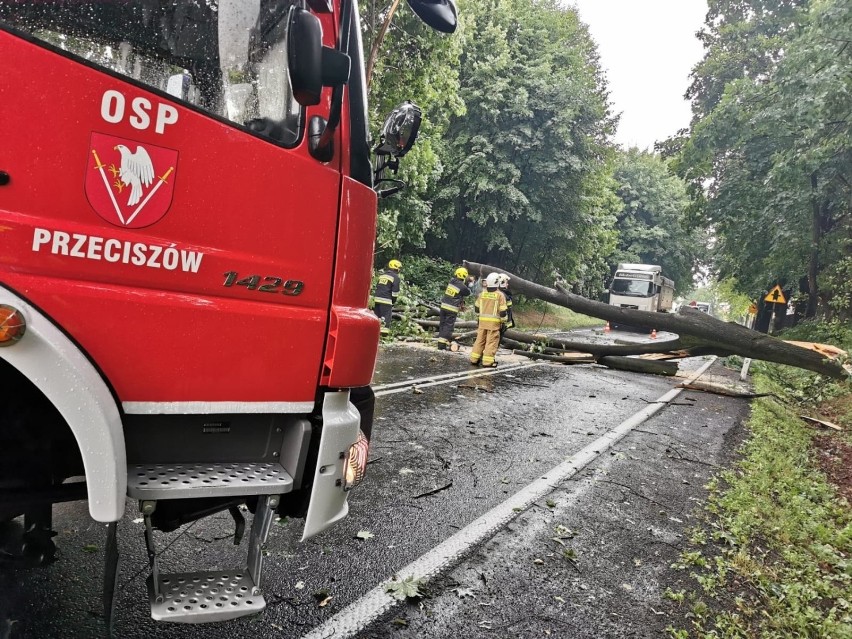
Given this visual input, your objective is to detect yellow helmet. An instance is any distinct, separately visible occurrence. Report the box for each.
[454,267,469,280]
[388,259,402,270]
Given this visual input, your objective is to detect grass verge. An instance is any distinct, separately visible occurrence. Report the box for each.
[666,348,852,637]
[512,301,602,332]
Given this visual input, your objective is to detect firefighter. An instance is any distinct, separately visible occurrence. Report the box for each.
[436,266,472,350]
[470,272,508,367]
[374,259,401,335]
[498,273,514,336]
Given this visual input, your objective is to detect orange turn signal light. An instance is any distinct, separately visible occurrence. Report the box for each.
[0,305,26,346]
[343,430,369,491]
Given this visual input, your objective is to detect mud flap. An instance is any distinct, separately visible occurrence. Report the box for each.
[301,390,360,540]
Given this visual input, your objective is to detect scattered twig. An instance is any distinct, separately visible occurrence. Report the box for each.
[664,445,721,469]
[638,398,695,406]
[498,379,550,388]
[412,481,454,499]
[632,428,659,436]
[458,384,493,392]
[677,381,780,400]
[593,479,669,510]
[799,415,843,431]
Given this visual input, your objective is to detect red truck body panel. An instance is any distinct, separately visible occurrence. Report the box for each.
[0,29,378,404]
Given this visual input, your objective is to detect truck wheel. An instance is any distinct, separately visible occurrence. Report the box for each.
[19,532,56,566]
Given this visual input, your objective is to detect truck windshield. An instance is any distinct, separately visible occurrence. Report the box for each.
[610,279,654,297]
[0,0,303,146]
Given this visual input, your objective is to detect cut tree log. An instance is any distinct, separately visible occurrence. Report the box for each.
[502,327,685,357]
[412,318,688,357]
[512,350,596,364]
[463,261,849,379]
[598,356,678,376]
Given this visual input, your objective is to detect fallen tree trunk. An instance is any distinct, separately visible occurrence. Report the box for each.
[464,261,849,379]
[454,330,478,342]
[500,336,568,355]
[414,318,477,330]
[512,350,596,364]
[599,356,679,377]
[413,318,686,356]
[414,317,709,361]
[502,328,684,356]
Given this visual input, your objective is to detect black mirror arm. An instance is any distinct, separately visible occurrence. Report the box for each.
[314,0,353,155]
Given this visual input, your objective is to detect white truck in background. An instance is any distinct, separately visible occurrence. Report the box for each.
[608,264,674,328]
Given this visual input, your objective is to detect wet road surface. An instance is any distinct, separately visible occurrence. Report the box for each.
[0,336,747,638]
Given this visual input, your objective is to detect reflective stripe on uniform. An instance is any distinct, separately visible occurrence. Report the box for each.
[440,303,460,313]
[374,297,393,305]
[476,291,507,324]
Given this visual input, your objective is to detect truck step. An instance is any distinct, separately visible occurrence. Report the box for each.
[127,462,292,499]
[148,570,265,623]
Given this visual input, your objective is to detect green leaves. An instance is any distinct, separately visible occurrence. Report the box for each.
[385,575,426,601]
[371,0,617,288]
[612,149,698,292]
[673,0,851,318]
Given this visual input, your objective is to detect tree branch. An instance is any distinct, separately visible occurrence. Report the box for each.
[463,261,849,379]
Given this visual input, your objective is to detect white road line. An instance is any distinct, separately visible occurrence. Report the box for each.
[373,361,543,397]
[301,357,717,639]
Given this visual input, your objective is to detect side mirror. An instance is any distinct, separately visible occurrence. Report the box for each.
[375,101,422,158]
[287,8,323,105]
[406,0,458,34]
[373,102,423,197]
[288,8,351,107]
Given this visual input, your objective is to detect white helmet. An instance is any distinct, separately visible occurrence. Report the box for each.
[485,273,501,288]
[498,274,510,289]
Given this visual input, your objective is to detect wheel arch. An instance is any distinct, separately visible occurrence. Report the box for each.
[0,286,126,522]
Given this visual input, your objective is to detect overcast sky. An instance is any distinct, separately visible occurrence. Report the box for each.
[568,0,708,150]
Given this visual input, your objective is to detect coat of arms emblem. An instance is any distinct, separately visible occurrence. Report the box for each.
[85,132,178,229]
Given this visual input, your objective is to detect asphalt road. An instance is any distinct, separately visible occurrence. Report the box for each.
[0,334,750,638]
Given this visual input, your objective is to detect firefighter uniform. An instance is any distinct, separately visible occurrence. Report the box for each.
[374,262,401,335]
[436,274,471,349]
[470,281,507,367]
[500,289,514,335]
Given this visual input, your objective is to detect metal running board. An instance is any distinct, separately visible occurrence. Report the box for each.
[142,495,280,624]
[127,462,293,499]
[148,570,265,623]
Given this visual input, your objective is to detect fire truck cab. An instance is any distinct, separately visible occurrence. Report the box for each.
[0,0,454,625]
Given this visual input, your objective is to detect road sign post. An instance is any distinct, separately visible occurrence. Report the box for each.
[762,285,787,334]
[740,309,756,380]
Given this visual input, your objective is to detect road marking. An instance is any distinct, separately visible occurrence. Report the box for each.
[301,357,717,639]
[373,361,543,397]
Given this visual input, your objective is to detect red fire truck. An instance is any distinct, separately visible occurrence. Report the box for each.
[0,0,455,625]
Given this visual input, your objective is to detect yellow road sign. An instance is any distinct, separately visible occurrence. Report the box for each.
[764,285,786,304]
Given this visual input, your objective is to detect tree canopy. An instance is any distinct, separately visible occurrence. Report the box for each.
[612,149,701,292]
[425,0,620,289]
[667,0,851,320]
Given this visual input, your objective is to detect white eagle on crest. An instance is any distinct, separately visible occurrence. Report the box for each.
[115,144,155,207]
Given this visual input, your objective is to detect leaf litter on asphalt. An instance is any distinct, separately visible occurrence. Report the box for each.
[385,576,425,601]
